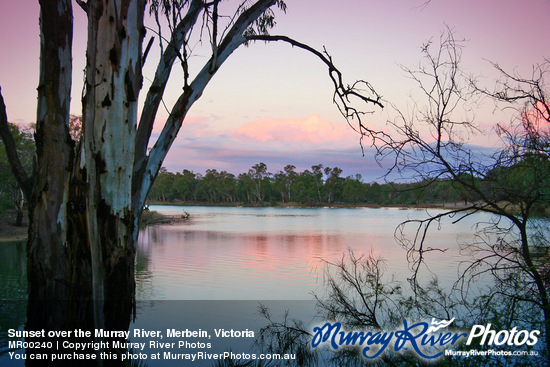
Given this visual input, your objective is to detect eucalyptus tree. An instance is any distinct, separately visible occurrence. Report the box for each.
[273,170,288,202]
[311,164,324,203]
[283,164,297,202]
[237,172,255,203]
[175,169,199,202]
[0,0,383,347]
[341,174,365,203]
[248,162,270,203]
[324,166,343,203]
[272,164,297,203]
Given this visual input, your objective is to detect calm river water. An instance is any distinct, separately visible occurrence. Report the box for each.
[0,205,496,365]
[136,205,487,300]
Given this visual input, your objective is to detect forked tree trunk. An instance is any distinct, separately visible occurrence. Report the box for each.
[25,1,144,365]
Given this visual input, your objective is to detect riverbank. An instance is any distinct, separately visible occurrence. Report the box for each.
[140,207,190,227]
[0,209,28,243]
[0,209,190,243]
[2,200,546,243]
[146,200,550,216]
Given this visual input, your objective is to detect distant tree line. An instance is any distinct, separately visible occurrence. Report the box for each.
[148,162,490,206]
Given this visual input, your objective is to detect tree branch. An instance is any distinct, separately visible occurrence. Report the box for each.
[246,34,387,152]
[0,87,33,198]
[135,0,278,210]
[134,0,204,180]
[75,0,88,13]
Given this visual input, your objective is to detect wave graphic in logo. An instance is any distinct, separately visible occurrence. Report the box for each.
[426,318,455,333]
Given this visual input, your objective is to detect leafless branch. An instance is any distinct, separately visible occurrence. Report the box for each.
[315,250,406,329]
[0,87,33,198]
[386,28,550,353]
[245,34,390,154]
[135,0,280,211]
[134,0,204,186]
[75,0,88,13]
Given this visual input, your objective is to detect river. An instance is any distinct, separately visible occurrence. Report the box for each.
[136,205,485,300]
[0,205,496,365]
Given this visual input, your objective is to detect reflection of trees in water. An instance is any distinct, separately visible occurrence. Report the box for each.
[258,249,546,366]
[135,228,155,300]
[0,241,27,299]
[0,241,27,357]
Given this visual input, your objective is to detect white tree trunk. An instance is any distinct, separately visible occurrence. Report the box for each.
[82,0,145,333]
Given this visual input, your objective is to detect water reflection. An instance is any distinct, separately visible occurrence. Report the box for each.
[0,240,27,300]
[0,207,495,303]
[0,207,498,364]
[0,241,27,360]
[135,206,483,300]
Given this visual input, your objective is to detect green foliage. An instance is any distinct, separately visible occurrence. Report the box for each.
[148,162,500,208]
[243,0,287,38]
[0,194,11,213]
[483,152,550,211]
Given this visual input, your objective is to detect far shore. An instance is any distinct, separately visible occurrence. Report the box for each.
[146,200,550,216]
[3,201,545,243]
[145,200,474,210]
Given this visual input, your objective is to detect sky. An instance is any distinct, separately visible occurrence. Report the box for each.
[1,0,549,181]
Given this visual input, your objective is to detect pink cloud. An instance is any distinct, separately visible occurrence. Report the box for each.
[522,101,550,136]
[181,117,211,138]
[160,113,384,179]
[230,115,357,145]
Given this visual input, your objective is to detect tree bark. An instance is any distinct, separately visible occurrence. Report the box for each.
[82,0,145,336]
[25,1,144,365]
[26,0,85,364]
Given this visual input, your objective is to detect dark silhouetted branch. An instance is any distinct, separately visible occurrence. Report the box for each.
[246,34,389,153]
[0,87,33,198]
[75,0,87,13]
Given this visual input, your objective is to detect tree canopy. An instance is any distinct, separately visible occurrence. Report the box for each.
[148,162,478,207]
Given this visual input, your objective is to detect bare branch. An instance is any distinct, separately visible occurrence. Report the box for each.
[142,36,155,66]
[75,0,87,13]
[386,28,550,352]
[0,87,33,198]
[209,0,219,73]
[134,0,204,198]
[136,0,280,210]
[246,34,388,153]
[316,250,404,329]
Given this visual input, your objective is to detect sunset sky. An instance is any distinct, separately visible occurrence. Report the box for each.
[1,0,549,181]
